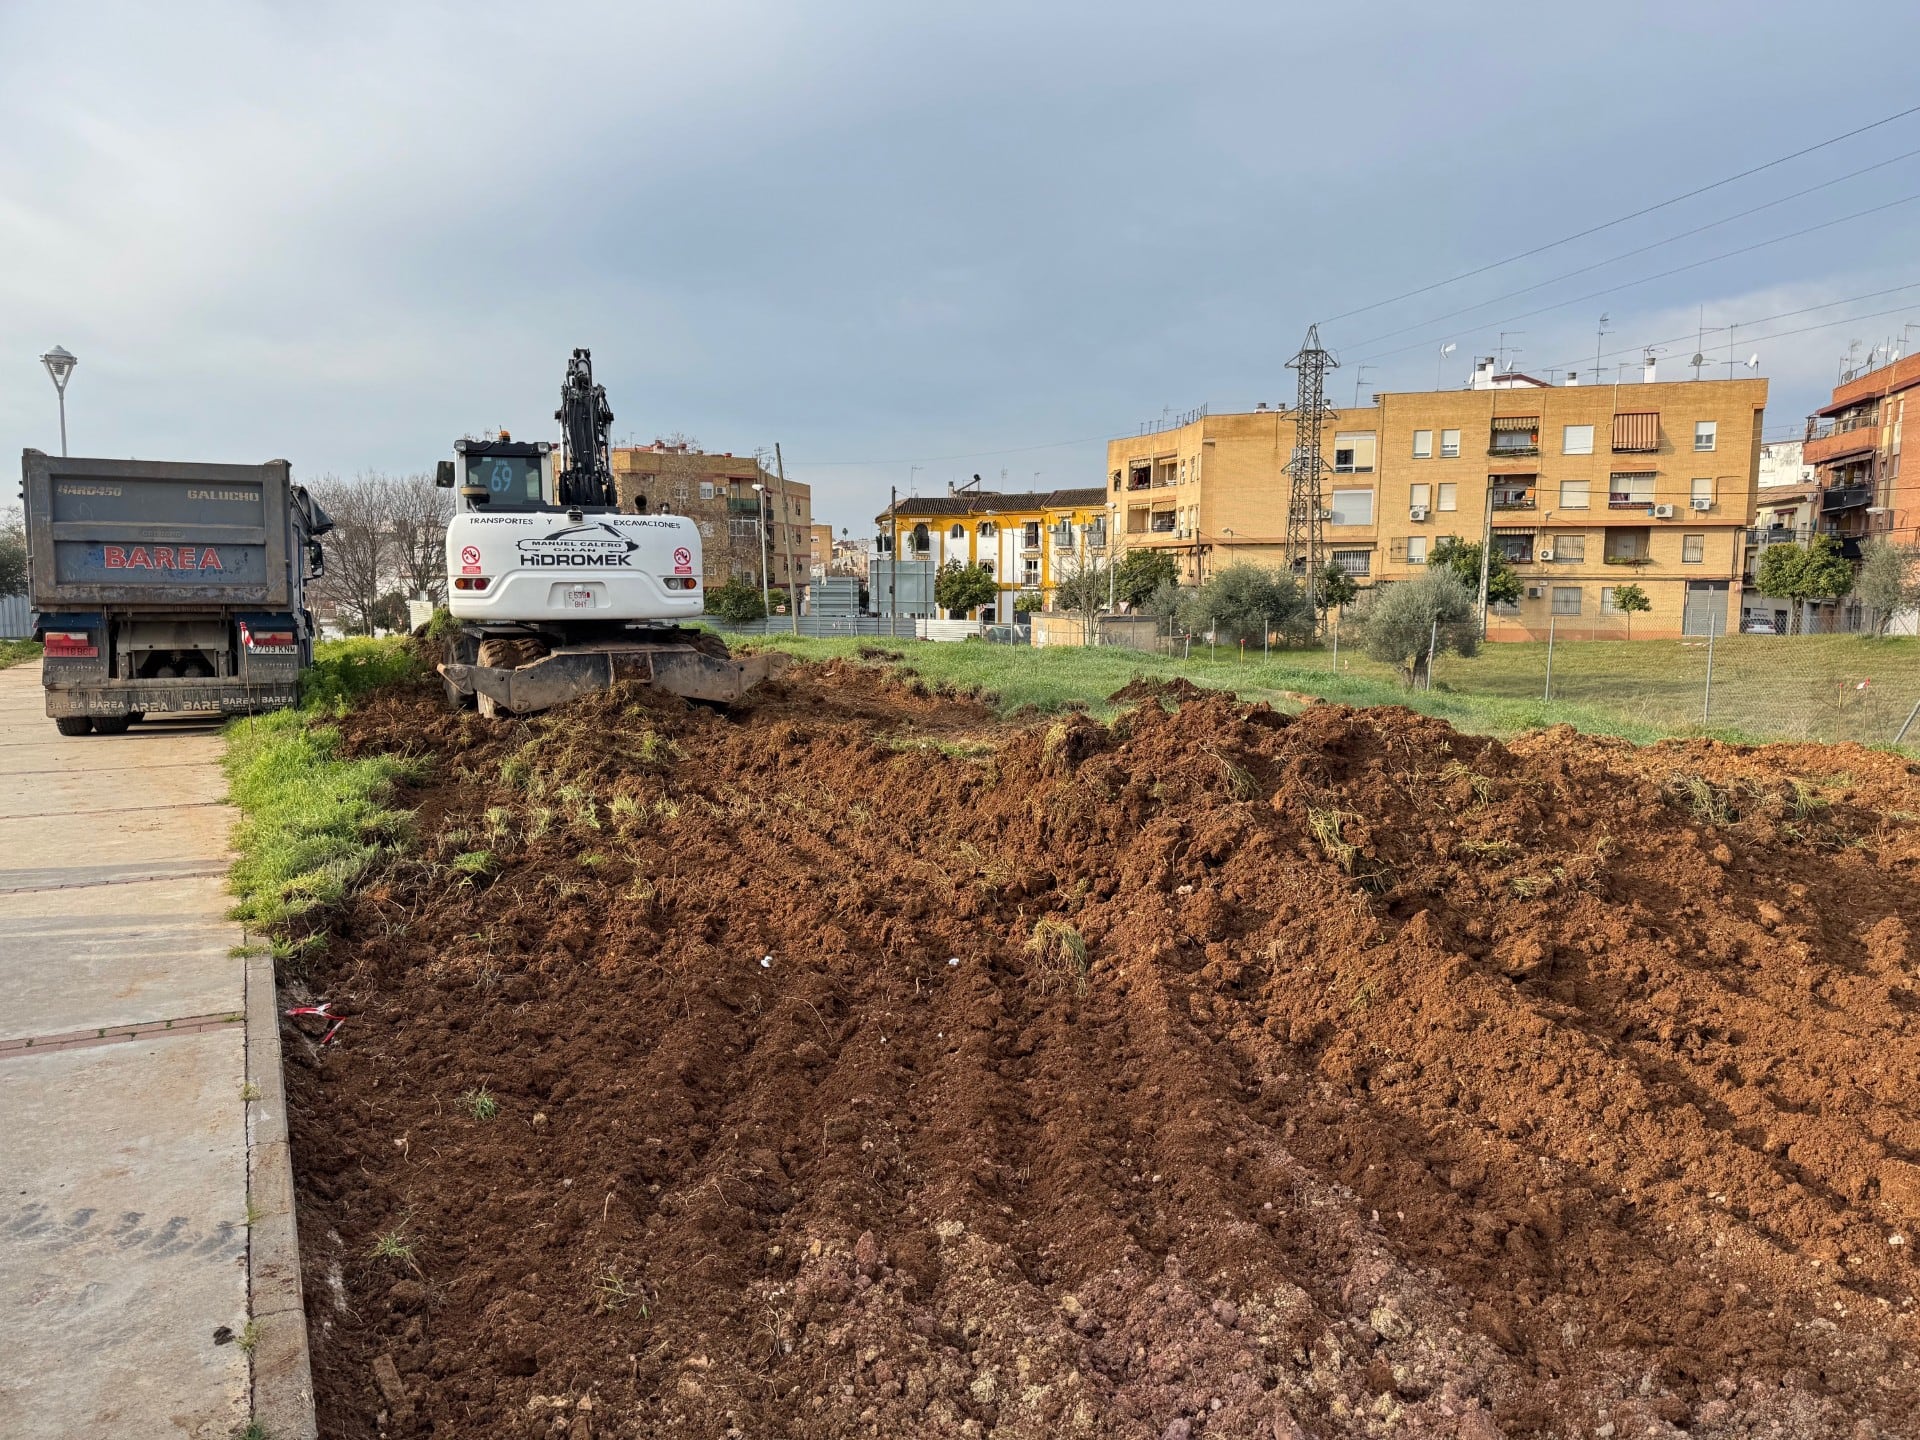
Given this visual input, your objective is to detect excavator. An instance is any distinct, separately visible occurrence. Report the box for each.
[434,348,784,715]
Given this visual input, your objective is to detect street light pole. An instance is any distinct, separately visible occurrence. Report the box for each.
[40,346,77,457]
[751,482,771,621]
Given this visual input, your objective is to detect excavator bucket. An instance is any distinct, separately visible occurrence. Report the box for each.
[440,642,788,716]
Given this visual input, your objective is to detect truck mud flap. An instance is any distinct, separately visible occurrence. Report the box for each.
[439,647,789,715]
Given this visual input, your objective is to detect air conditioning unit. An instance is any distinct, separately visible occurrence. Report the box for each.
[1652,503,1676,519]
[1526,585,1545,599]
[1691,497,1713,511]
[1536,548,1554,562]
[1409,505,1430,522]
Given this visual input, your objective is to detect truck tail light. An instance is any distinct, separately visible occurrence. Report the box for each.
[43,631,98,658]
[663,577,697,590]
[453,576,491,591]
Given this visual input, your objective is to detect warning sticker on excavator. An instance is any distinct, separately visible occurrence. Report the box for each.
[672,546,693,575]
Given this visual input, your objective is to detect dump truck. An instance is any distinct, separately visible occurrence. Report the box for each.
[21,450,331,735]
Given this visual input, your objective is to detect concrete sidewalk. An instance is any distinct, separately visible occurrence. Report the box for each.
[0,663,311,1439]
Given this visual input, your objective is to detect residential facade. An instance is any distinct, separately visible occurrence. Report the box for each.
[610,444,813,598]
[1804,350,1920,556]
[876,485,1109,620]
[1105,371,1767,639]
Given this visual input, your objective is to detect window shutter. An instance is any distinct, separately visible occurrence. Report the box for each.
[1611,412,1659,452]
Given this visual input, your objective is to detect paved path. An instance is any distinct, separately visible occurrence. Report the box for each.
[0,663,305,1438]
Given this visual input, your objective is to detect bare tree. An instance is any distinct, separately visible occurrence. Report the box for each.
[308,474,393,636]
[384,472,453,603]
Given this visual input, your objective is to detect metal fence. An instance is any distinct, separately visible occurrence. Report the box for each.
[0,595,30,639]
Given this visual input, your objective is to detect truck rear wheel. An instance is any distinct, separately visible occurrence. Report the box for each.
[54,717,92,737]
[91,716,131,735]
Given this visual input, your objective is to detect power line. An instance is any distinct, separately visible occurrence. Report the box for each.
[1319,101,1920,326]
[1538,279,1920,375]
[1350,191,1920,367]
[1340,146,1920,352]
[783,432,1115,468]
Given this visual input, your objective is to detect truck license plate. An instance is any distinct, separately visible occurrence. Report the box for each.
[565,587,595,610]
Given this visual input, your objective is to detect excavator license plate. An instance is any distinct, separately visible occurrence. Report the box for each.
[563,587,595,610]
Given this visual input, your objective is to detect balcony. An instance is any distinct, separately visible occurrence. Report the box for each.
[1749,525,1809,547]
[1821,484,1873,513]
[1603,554,1653,566]
[1608,494,1654,510]
[1020,532,1043,553]
[1148,514,1177,535]
[1487,442,1539,458]
[1490,487,1537,511]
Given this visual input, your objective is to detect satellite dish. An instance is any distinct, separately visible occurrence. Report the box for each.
[1746,354,1760,369]
[1441,342,1457,356]
[1690,352,1705,368]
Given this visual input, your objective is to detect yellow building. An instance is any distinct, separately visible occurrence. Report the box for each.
[1104,370,1767,638]
[876,484,1109,620]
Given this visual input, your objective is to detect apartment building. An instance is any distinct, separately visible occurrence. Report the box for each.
[876,484,1109,619]
[610,444,813,597]
[1803,350,1920,554]
[1105,370,1767,639]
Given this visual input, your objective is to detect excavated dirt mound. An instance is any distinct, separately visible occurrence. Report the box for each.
[286,659,1920,1438]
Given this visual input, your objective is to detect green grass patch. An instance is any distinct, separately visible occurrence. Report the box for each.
[736,633,1920,750]
[0,639,41,671]
[223,638,425,931]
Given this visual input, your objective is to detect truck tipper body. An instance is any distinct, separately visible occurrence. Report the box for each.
[21,450,330,734]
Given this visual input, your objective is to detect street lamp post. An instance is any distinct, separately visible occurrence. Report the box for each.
[40,346,77,456]
[751,482,771,620]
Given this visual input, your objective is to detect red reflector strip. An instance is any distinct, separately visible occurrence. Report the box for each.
[44,633,98,657]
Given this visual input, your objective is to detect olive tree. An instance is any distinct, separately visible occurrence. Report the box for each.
[1350,568,1478,687]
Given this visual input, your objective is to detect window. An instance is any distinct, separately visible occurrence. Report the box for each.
[1691,477,1714,506]
[674,482,690,503]
[699,481,716,500]
[1563,424,1595,455]
[1600,587,1624,614]
[698,520,715,538]
[1440,429,1461,458]
[1437,482,1457,511]
[1552,586,1583,615]
[730,518,758,540]
[1329,488,1375,526]
[1490,417,1540,454]
[1022,521,1041,548]
[1682,533,1705,564]
[1410,483,1431,509]
[1612,412,1659,453]
[1609,472,1655,507]
[1111,470,1122,493]
[949,523,965,540]
[912,522,930,554]
[1022,557,1040,584]
[1560,479,1590,509]
[1413,430,1433,458]
[980,559,995,576]
[1495,532,1534,564]
[1333,432,1377,473]
[1694,421,1717,452]
[1604,528,1650,564]
[978,520,997,538]
[1553,534,1586,562]
[1333,549,1371,577]
[1405,535,1428,564]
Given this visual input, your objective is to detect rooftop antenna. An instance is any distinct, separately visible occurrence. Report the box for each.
[1353,363,1376,408]
[1594,314,1610,384]
[1437,342,1456,390]
[1690,351,1707,380]
[1497,331,1525,372]
[1284,324,1338,632]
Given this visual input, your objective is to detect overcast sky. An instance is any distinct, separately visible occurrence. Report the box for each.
[5,1,1920,532]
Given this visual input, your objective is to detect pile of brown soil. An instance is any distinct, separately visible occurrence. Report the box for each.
[285,660,1920,1438]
